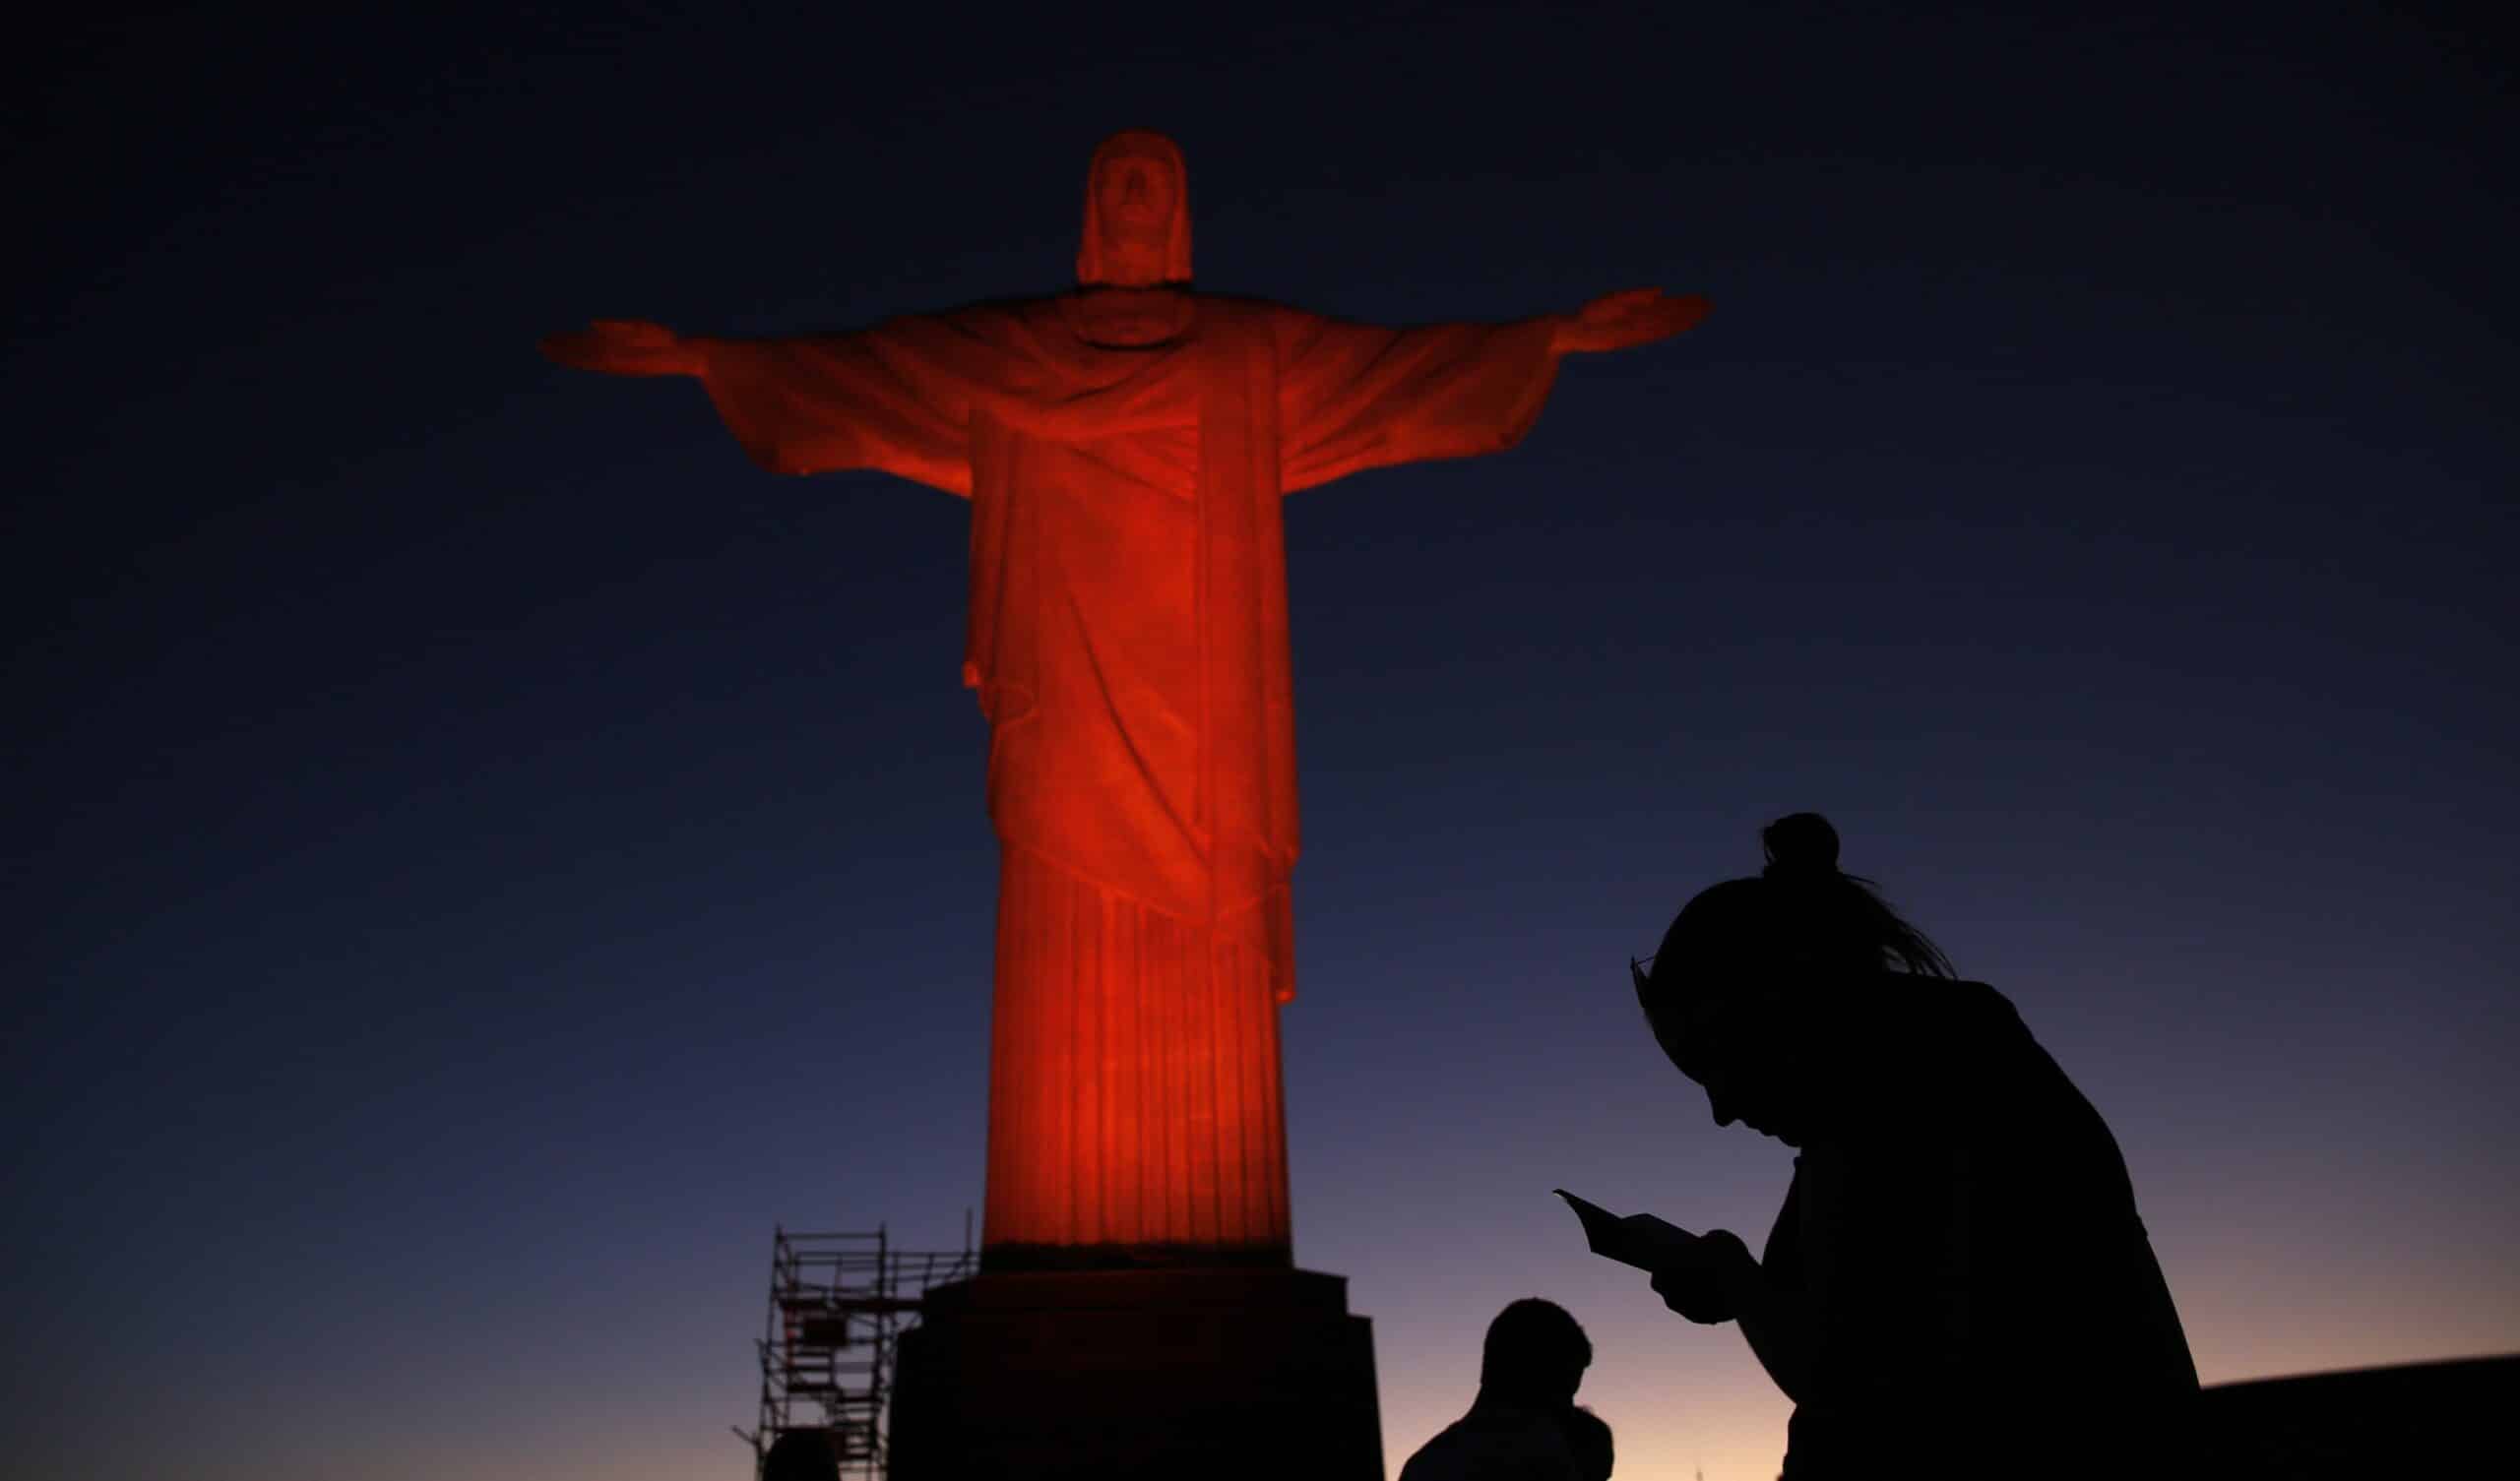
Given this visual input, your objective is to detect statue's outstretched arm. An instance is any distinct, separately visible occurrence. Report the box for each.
[1271,289,1709,493]
[539,319,708,377]
[538,313,992,495]
[1550,288,1711,355]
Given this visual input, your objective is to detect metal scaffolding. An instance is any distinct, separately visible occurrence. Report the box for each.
[737,1223,975,1480]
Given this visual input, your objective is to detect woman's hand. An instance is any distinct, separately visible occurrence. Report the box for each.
[1650,1227,1759,1325]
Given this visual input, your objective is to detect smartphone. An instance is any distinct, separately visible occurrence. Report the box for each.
[1552,1188,1697,1271]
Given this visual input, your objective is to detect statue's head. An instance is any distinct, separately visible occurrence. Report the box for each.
[1078,130,1191,288]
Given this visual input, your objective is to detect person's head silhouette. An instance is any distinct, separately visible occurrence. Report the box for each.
[1479,1296,1593,1408]
[1632,813,1953,1146]
[760,1428,838,1481]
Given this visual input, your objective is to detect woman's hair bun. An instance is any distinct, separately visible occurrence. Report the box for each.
[1760,812,1842,879]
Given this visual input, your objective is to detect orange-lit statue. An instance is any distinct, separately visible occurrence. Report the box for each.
[544,132,1705,1269]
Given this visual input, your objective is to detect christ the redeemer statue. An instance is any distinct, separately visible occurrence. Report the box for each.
[543,130,1705,1270]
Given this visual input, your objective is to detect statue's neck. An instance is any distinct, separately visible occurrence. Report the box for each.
[1094,240,1171,288]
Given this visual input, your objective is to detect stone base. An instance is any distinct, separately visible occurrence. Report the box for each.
[888,1267,1382,1481]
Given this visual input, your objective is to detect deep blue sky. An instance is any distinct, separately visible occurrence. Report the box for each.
[9,4,2514,1477]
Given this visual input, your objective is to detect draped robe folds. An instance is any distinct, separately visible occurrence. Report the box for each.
[696,291,1561,1263]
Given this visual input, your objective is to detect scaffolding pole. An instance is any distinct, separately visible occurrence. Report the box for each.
[738,1222,976,1479]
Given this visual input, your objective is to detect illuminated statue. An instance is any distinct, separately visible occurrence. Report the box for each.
[543,131,1705,1268]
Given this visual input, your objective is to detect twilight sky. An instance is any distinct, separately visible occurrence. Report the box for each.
[8,4,2514,1478]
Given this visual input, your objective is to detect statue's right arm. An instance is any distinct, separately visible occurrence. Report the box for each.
[540,313,992,494]
[539,319,708,377]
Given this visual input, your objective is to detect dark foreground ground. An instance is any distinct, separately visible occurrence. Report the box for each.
[2200,1353,2517,1478]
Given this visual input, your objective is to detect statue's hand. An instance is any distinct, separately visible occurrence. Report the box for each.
[1553,288,1710,354]
[538,319,706,377]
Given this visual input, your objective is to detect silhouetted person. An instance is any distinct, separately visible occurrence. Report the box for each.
[1630,814,2200,1479]
[1561,1404,1613,1481]
[1400,1297,1597,1481]
[759,1428,837,1481]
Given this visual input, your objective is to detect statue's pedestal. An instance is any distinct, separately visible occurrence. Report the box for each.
[887,1266,1382,1481]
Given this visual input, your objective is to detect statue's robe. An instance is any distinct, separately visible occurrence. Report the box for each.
[697,289,1560,1263]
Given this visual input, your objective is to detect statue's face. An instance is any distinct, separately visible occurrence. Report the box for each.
[1095,149,1178,241]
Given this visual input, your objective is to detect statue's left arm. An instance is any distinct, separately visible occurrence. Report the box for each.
[1273,288,1707,492]
[541,307,1069,497]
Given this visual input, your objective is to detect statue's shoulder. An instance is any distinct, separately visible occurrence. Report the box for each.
[836,295,1050,344]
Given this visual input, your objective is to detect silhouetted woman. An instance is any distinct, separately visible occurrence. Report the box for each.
[1631,814,2200,1479]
